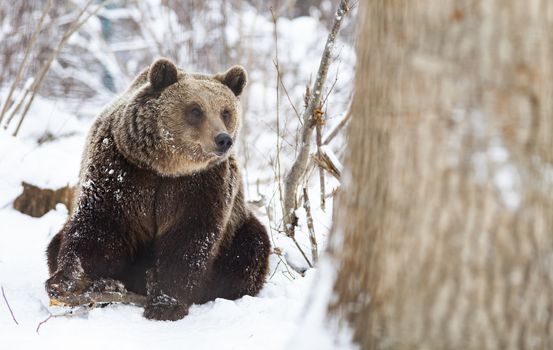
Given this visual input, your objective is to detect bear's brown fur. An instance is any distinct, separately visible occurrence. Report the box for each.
[45,58,271,321]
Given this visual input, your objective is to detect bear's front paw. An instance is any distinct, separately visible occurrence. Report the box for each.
[144,295,189,321]
[45,270,92,299]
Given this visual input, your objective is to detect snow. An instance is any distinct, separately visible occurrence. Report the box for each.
[1,237,314,350]
[0,1,356,347]
[0,123,322,349]
[291,258,357,350]
[0,96,351,349]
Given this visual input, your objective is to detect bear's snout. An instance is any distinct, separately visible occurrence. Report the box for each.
[214,133,233,155]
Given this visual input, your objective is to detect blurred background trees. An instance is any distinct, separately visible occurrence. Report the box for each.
[0,0,354,109]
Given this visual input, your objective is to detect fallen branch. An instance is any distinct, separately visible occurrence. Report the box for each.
[50,291,147,308]
[283,0,351,237]
[1,286,19,325]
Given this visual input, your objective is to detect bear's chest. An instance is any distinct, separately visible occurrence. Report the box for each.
[153,170,226,237]
[98,151,231,240]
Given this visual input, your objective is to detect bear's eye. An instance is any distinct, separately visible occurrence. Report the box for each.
[221,109,231,124]
[187,106,204,123]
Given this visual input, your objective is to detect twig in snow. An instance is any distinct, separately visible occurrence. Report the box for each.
[36,315,53,334]
[283,0,351,237]
[267,210,314,270]
[270,247,296,280]
[268,213,313,272]
[267,216,296,280]
[1,286,19,325]
[36,306,91,334]
[290,235,313,270]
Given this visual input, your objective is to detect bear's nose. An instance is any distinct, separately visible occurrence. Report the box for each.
[214,133,233,154]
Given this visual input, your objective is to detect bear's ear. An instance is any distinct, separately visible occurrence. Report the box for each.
[149,58,178,90]
[215,66,247,97]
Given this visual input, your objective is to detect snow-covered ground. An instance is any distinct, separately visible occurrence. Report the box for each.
[0,197,315,349]
[0,96,335,349]
[0,112,314,349]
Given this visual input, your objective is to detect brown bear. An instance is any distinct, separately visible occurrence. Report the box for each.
[45,58,271,321]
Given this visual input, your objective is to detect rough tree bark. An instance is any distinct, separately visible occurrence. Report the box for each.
[327,0,553,349]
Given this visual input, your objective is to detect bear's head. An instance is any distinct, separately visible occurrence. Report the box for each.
[113,58,247,176]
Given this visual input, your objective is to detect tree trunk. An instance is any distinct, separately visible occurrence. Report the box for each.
[327,1,553,349]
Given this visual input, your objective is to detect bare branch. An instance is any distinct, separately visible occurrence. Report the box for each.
[272,247,304,277]
[0,0,53,125]
[3,79,32,129]
[312,149,342,180]
[303,102,351,180]
[290,235,313,269]
[275,68,301,121]
[270,7,287,230]
[315,109,326,210]
[283,0,351,236]
[10,0,110,136]
[1,286,19,325]
[322,63,341,107]
[316,65,343,211]
[323,98,353,145]
[36,315,53,334]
